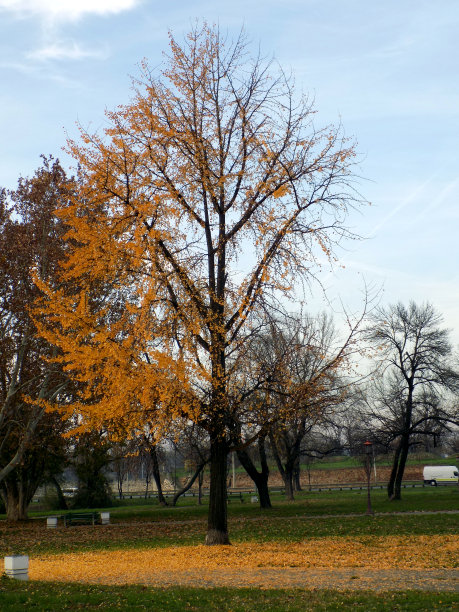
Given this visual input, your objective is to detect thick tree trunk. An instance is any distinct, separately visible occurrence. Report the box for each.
[150,444,167,506]
[387,442,401,499]
[205,434,229,545]
[205,308,230,544]
[256,476,272,509]
[257,435,272,508]
[237,436,272,509]
[1,480,29,521]
[283,470,294,501]
[392,435,410,500]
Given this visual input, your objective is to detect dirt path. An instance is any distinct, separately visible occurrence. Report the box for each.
[28,564,459,592]
[91,568,459,592]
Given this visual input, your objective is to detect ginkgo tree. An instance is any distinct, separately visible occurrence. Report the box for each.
[35,24,363,544]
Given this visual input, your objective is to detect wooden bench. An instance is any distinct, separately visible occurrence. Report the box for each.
[227,491,245,503]
[63,512,100,527]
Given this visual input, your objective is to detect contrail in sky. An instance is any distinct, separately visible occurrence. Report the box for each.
[366,174,437,238]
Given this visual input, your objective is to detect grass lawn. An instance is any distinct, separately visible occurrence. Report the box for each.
[1,487,457,610]
[1,488,457,556]
[1,581,457,611]
[23,482,459,520]
[303,453,459,471]
[170,453,459,475]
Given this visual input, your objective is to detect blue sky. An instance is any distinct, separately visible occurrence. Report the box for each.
[1,0,458,343]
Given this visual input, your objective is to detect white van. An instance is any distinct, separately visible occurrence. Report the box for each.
[423,465,459,486]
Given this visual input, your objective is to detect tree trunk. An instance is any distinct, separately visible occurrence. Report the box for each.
[205,314,230,545]
[172,461,206,506]
[283,469,294,501]
[50,476,68,510]
[387,441,401,499]
[392,435,410,500]
[293,456,302,491]
[389,386,414,501]
[144,472,150,499]
[237,436,272,509]
[257,435,272,508]
[205,434,229,545]
[237,449,271,509]
[198,469,204,505]
[1,480,29,521]
[150,444,167,506]
[269,432,295,501]
[117,470,124,499]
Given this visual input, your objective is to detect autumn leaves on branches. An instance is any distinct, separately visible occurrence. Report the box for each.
[33,24,362,544]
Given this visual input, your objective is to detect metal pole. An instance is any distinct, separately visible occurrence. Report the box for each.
[373,445,377,483]
[364,441,373,515]
[174,446,177,495]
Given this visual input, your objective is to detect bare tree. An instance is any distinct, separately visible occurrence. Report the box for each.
[139,432,168,506]
[110,439,138,499]
[245,310,364,500]
[366,301,459,500]
[167,421,209,506]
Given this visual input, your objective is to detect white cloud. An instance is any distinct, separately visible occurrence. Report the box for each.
[27,41,108,61]
[0,0,139,21]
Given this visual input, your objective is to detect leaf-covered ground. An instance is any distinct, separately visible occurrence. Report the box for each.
[2,493,458,594]
[24,535,458,591]
[2,511,459,556]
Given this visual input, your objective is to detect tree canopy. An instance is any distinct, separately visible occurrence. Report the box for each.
[35,25,363,543]
[0,157,70,518]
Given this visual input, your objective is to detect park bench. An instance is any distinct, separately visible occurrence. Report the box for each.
[63,512,100,527]
[227,491,245,503]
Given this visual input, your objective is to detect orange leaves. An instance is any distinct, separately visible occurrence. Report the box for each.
[76,292,87,316]
[31,24,363,461]
[28,535,459,585]
[273,184,290,199]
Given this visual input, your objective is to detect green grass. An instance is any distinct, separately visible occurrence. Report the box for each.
[233,453,458,471]
[1,487,457,610]
[2,512,458,558]
[0,581,457,611]
[1,488,458,557]
[20,483,459,522]
[303,453,458,470]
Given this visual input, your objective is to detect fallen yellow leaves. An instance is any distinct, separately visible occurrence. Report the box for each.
[29,535,459,585]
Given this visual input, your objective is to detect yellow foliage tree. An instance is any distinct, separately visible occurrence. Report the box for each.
[34,25,362,544]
